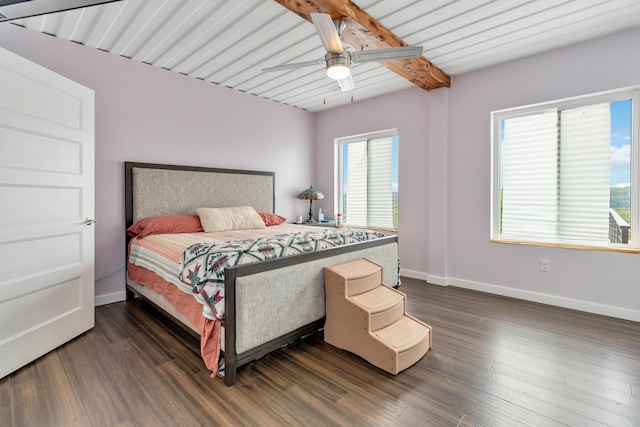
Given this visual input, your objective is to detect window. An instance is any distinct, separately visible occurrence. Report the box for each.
[491,88,638,250]
[336,129,398,231]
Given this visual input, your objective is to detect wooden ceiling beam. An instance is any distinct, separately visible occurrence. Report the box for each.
[273,0,451,91]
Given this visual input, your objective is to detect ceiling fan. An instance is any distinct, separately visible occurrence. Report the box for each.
[0,0,123,22]
[262,12,424,92]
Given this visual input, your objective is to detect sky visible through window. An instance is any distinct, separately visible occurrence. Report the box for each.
[610,99,631,187]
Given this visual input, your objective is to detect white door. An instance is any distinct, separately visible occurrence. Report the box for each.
[0,47,95,378]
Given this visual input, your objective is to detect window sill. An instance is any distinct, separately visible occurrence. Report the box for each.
[490,238,640,254]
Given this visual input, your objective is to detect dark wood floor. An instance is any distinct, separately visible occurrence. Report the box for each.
[2,278,639,426]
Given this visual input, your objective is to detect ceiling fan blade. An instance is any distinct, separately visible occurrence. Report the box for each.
[262,58,324,72]
[350,46,423,64]
[337,74,354,92]
[311,12,344,54]
[0,0,122,22]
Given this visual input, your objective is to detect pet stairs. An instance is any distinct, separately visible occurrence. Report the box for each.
[323,258,432,375]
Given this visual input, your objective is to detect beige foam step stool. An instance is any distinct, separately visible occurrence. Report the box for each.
[324,258,432,375]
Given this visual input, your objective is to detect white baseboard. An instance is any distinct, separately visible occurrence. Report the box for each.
[426,274,448,287]
[400,268,427,281]
[400,268,448,287]
[400,269,640,322]
[449,277,640,323]
[94,291,127,307]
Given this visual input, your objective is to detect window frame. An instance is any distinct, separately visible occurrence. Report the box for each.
[490,87,639,252]
[335,128,398,232]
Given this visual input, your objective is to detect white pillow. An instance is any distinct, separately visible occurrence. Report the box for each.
[196,206,266,232]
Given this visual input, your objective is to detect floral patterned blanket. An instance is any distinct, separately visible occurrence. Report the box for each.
[178,228,384,320]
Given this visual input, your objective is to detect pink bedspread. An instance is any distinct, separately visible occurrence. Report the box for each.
[127,224,328,376]
[127,263,221,376]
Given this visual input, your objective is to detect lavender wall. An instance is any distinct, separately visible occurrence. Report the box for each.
[0,24,315,302]
[446,27,640,318]
[315,27,640,320]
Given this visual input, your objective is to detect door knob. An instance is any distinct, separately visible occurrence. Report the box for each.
[84,218,97,225]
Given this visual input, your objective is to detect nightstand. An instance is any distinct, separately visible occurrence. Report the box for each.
[293,221,336,227]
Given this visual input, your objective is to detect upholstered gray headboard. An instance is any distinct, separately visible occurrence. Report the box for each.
[125,162,275,225]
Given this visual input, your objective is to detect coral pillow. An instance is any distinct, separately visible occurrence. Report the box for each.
[259,212,287,226]
[127,214,203,238]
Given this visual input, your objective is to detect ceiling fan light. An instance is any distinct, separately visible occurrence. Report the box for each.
[325,54,351,80]
[327,64,351,80]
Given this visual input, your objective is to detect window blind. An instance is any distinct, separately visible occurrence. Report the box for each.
[558,103,610,243]
[367,136,394,229]
[343,136,395,229]
[501,110,559,239]
[493,88,638,250]
[501,104,611,243]
[345,140,367,226]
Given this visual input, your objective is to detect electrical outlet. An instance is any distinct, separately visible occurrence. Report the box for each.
[540,259,550,272]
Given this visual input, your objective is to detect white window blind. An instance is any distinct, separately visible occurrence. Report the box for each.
[346,140,368,226]
[502,110,559,239]
[494,88,638,250]
[558,103,610,243]
[340,133,396,230]
[502,104,611,244]
[367,137,394,229]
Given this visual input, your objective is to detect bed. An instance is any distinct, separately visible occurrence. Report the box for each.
[124,162,399,386]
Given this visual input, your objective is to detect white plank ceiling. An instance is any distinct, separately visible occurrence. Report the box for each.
[8,0,640,112]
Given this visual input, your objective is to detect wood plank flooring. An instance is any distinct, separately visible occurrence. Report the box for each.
[2,278,639,426]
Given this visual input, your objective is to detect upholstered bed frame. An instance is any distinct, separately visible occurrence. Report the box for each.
[124,162,399,385]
